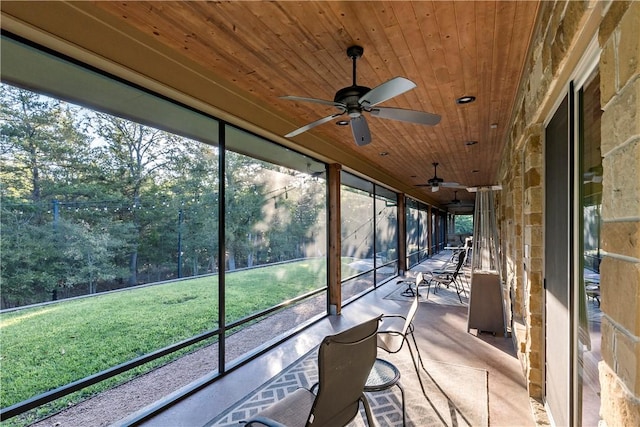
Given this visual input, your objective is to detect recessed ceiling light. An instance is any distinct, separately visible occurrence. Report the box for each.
[456,96,476,104]
[465,140,478,146]
[336,120,349,126]
[379,152,389,156]
[490,123,498,129]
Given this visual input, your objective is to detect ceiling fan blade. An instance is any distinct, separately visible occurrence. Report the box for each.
[280,95,346,109]
[350,116,372,146]
[370,107,441,125]
[441,182,467,189]
[358,77,416,107]
[285,113,344,138]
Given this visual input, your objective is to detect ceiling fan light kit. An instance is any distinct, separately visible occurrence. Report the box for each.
[281,45,441,146]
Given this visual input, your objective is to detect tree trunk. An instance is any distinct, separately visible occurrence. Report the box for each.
[227,251,236,271]
[129,250,138,285]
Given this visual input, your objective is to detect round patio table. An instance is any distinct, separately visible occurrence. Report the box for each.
[364,358,406,426]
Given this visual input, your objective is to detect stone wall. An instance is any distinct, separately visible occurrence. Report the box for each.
[521,127,544,401]
[498,0,639,425]
[598,1,640,426]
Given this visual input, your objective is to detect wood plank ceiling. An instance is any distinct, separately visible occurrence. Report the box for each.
[92,0,540,210]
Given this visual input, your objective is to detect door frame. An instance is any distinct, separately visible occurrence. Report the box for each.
[543,89,575,427]
[542,37,601,427]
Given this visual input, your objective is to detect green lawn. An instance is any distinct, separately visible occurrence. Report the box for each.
[1,257,366,422]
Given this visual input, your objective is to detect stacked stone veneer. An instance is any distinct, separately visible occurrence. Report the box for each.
[498,1,640,425]
[500,124,544,401]
[598,1,640,426]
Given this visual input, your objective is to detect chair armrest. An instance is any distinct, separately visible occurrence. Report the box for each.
[378,330,403,338]
[431,267,455,274]
[243,416,288,427]
[381,314,407,321]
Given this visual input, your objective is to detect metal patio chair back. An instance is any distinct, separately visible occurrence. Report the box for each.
[243,315,382,427]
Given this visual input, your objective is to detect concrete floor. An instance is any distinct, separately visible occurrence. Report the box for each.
[138,270,537,427]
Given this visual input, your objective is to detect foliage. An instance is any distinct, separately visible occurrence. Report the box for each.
[0,211,62,305]
[0,83,326,307]
[454,214,474,234]
[224,152,269,270]
[60,218,132,294]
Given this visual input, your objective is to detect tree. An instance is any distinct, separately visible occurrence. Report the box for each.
[224,152,268,270]
[455,214,474,234]
[90,114,188,285]
[275,182,324,260]
[61,218,131,294]
[0,85,99,305]
[168,144,220,277]
[0,206,63,306]
[0,85,90,206]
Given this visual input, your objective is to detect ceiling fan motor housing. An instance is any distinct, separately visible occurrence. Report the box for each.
[346,45,364,59]
[334,86,371,118]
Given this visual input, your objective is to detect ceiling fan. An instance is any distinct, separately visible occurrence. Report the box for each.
[416,162,467,192]
[281,45,441,146]
[449,191,462,204]
[447,191,474,206]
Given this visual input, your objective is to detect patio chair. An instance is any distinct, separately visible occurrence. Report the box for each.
[376,291,430,398]
[396,271,425,297]
[243,315,382,427]
[424,250,467,303]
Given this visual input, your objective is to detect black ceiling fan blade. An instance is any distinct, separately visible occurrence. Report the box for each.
[280,95,346,109]
[358,77,416,107]
[350,116,371,146]
[370,107,441,125]
[284,112,344,138]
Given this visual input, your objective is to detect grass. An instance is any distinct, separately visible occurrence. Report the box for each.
[1,257,366,423]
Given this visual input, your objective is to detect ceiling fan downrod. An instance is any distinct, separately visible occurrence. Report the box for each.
[346,45,364,87]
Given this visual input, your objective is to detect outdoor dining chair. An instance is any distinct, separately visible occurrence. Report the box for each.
[396,271,426,297]
[376,289,430,398]
[242,315,382,427]
[424,250,468,303]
